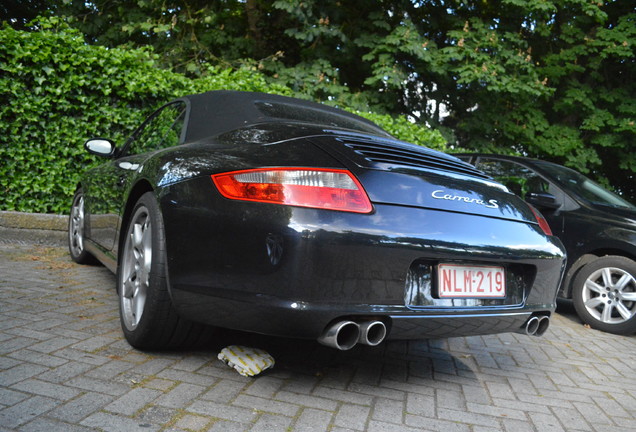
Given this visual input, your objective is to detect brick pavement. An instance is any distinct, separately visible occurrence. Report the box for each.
[1,243,635,431]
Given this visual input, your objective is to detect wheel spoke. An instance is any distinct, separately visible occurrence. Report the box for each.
[584,279,605,295]
[620,292,636,302]
[133,222,144,249]
[615,273,633,291]
[615,301,634,321]
[584,297,604,310]
[132,288,146,325]
[601,268,613,288]
[142,220,152,277]
[600,303,614,323]
[121,277,136,299]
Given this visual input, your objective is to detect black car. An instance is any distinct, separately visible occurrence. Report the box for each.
[458,154,636,335]
[68,91,566,351]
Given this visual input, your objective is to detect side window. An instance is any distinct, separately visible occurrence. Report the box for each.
[474,159,554,200]
[127,102,186,155]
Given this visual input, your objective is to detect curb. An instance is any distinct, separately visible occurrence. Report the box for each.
[0,211,68,246]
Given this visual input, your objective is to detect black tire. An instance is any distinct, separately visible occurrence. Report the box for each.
[68,188,96,264]
[572,255,636,335]
[118,192,212,350]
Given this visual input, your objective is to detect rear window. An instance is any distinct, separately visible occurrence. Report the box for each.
[255,101,386,135]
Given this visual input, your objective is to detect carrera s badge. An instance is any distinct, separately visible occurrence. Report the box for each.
[431,190,499,209]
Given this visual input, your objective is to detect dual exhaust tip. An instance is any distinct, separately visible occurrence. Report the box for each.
[524,315,550,337]
[318,320,387,350]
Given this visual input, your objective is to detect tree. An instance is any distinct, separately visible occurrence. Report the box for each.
[2,0,635,201]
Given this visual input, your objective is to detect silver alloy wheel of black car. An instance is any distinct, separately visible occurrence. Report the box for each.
[117,192,210,350]
[120,204,152,331]
[68,189,94,264]
[69,195,85,256]
[573,255,636,335]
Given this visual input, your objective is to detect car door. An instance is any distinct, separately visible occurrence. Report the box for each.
[85,101,187,254]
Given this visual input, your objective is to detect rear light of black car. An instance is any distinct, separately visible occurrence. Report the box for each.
[528,204,553,236]
[212,168,373,213]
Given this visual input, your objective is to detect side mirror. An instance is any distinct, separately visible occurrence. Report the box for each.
[526,192,561,210]
[85,138,116,158]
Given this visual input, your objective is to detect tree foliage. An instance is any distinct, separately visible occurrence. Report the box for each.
[0,18,444,213]
[10,0,629,201]
[0,19,288,213]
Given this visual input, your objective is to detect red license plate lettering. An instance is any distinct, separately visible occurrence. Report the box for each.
[438,264,506,299]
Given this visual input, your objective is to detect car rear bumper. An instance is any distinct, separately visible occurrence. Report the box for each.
[160,178,566,341]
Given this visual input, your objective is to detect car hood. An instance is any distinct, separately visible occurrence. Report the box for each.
[588,204,636,229]
[592,204,636,220]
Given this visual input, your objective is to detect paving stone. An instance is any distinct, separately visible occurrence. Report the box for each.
[105,387,162,416]
[48,392,114,423]
[404,414,471,432]
[155,382,205,409]
[527,411,567,432]
[347,382,406,401]
[10,378,82,400]
[333,403,371,431]
[371,397,404,424]
[65,376,131,396]
[19,417,96,432]
[7,349,68,368]
[366,419,424,432]
[36,361,95,384]
[249,413,293,432]
[292,408,334,432]
[436,387,467,410]
[244,376,285,398]
[206,419,249,432]
[187,400,257,423]
[312,387,373,406]
[234,394,300,417]
[0,387,29,407]
[281,375,320,395]
[275,391,338,411]
[0,363,49,387]
[0,395,60,429]
[405,392,435,417]
[136,404,179,426]
[81,411,160,431]
[174,413,210,431]
[200,379,247,403]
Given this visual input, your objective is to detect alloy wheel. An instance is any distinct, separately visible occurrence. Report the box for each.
[69,195,85,257]
[581,266,636,325]
[120,207,152,331]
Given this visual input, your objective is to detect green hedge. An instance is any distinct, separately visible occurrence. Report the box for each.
[0,18,446,214]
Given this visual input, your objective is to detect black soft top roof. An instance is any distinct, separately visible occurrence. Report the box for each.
[179,90,391,142]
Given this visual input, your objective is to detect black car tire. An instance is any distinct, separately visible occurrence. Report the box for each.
[68,188,95,264]
[118,192,211,350]
[572,255,636,335]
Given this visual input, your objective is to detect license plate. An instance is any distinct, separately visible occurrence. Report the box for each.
[437,264,506,298]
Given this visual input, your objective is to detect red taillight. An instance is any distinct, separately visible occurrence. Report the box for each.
[211,168,373,213]
[528,204,553,236]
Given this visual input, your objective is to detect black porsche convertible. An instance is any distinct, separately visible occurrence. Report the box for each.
[69,90,566,351]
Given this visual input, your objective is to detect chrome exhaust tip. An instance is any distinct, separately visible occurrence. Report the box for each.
[358,321,387,346]
[535,316,550,336]
[525,316,540,336]
[317,321,360,351]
